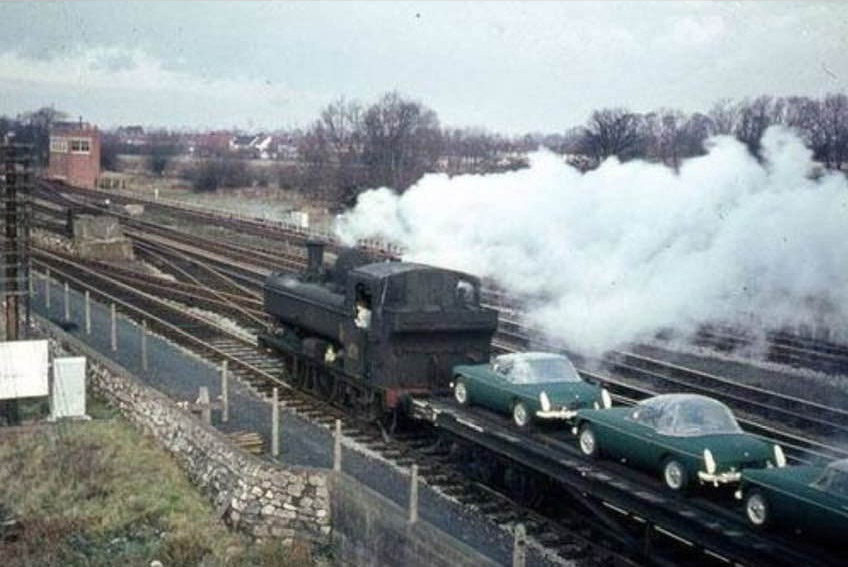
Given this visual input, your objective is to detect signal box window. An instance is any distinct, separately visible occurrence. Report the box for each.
[70,139,91,154]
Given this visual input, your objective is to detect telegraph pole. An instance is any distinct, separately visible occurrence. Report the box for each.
[0,140,33,425]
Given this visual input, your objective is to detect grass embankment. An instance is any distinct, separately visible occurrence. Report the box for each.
[0,409,320,567]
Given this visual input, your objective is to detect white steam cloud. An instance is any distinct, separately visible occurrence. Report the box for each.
[336,127,848,355]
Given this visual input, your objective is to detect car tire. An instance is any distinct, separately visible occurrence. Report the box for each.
[512,401,530,428]
[453,379,470,406]
[745,489,772,529]
[661,457,689,492]
[578,423,600,458]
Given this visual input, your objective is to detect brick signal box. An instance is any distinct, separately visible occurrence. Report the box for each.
[47,121,101,188]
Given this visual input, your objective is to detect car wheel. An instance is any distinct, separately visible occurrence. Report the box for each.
[662,457,689,492]
[578,423,600,458]
[512,401,530,428]
[745,489,772,529]
[453,379,469,406]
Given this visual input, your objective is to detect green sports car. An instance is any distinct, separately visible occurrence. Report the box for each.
[451,352,612,428]
[574,394,786,491]
[737,458,848,538]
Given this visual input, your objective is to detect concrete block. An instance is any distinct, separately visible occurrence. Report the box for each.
[73,215,123,242]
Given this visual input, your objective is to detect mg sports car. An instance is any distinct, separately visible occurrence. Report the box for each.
[738,458,848,538]
[451,352,611,428]
[575,394,786,491]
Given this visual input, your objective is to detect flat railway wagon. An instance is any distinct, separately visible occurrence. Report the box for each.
[259,242,499,418]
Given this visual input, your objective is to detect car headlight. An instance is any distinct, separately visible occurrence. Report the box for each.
[601,388,612,409]
[774,444,787,468]
[539,391,551,412]
[703,448,717,474]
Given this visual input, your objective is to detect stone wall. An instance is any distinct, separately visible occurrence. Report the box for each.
[42,319,331,545]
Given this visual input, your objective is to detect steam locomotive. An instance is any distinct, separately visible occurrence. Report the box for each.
[259,241,499,418]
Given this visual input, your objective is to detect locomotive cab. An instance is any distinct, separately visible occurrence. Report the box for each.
[262,246,498,410]
[342,263,497,401]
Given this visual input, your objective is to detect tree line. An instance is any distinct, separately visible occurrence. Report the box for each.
[2,91,846,206]
[556,94,848,171]
[296,92,530,206]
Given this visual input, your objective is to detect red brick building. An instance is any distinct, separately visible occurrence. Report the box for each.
[47,121,101,188]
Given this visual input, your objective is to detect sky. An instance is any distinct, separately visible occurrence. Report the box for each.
[0,1,846,133]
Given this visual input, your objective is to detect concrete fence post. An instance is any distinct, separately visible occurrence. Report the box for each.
[140,320,148,371]
[84,290,91,334]
[110,303,117,351]
[512,523,527,567]
[198,386,211,424]
[221,361,229,423]
[44,269,51,308]
[408,464,419,524]
[333,419,342,473]
[63,282,70,321]
[271,387,280,457]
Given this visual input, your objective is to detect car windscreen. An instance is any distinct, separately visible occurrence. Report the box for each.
[813,466,848,497]
[506,357,582,384]
[655,397,743,436]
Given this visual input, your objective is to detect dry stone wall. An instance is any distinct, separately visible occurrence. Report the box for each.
[44,321,331,545]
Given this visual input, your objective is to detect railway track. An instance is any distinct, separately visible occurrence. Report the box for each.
[30,181,848,566]
[38,179,848,377]
[31,250,643,567]
[33,185,848,463]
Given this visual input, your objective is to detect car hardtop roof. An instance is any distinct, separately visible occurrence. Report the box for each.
[639,393,730,410]
[494,352,571,364]
[352,261,478,281]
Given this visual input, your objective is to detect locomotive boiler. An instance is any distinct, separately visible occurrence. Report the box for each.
[259,241,499,416]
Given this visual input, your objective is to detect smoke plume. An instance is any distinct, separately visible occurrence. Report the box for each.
[336,127,848,355]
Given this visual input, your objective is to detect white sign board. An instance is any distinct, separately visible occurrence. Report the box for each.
[0,340,49,400]
[51,357,87,419]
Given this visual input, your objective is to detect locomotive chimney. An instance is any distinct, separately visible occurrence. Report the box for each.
[305,240,325,281]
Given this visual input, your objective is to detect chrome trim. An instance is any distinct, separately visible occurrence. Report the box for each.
[536,409,578,420]
[698,470,742,485]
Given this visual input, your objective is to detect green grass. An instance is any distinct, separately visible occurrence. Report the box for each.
[0,416,324,567]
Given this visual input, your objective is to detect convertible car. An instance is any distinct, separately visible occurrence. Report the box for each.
[574,394,786,491]
[451,352,611,428]
[738,458,848,538]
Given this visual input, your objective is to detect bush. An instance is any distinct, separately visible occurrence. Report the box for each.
[189,158,250,192]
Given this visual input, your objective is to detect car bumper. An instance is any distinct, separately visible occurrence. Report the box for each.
[697,471,742,485]
[535,409,578,420]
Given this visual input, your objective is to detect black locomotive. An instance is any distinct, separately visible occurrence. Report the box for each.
[259,241,499,417]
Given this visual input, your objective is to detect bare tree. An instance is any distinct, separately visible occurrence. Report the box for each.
[578,108,643,162]
[708,99,740,136]
[362,91,442,190]
[641,109,690,169]
[16,107,69,166]
[297,122,333,197]
[320,97,368,202]
[820,93,848,170]
[734,96,784,155]
[678,113,713,158]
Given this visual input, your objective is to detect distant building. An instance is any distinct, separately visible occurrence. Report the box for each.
[190,131,232,156]
[47,121,101,188]
[115,125,149,147]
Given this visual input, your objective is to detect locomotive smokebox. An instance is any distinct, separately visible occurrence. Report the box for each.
[305,240,326,282]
